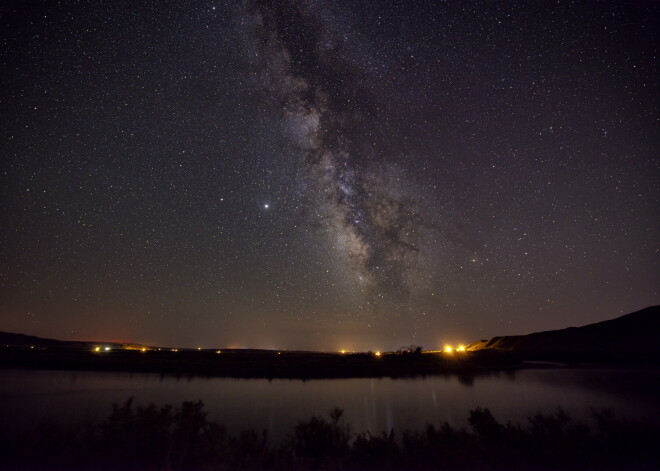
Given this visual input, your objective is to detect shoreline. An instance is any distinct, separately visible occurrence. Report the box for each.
[2,347,656,380]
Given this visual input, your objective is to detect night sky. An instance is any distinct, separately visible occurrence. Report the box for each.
[1,1,658,351]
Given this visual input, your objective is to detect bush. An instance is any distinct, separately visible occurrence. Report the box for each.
[290,408,350,467]
[3,401,658,470]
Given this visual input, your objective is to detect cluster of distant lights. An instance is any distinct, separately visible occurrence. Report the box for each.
[444,345,466,353]
[90,346,388,356]
[339,349,380,356]
[88,345,466,355]
[93,345,171,352]
[338,346,466,355]
[91,346,224,353]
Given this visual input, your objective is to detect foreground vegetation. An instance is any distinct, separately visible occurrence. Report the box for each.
[1,400,658,471]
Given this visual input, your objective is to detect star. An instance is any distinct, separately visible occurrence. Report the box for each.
[0,0,655,352]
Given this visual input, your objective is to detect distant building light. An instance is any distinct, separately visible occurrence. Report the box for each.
[104,346,111,351]
[445,346,453,353]
[375,351,381,357]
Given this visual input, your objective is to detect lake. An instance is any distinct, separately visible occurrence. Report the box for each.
[1,367,658,441]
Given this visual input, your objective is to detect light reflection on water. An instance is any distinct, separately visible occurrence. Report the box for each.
[1,368,658,441]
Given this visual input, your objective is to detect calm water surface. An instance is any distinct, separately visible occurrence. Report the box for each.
[1,368,658,440]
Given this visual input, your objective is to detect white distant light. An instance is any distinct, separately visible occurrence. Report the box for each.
[264,204,269,209]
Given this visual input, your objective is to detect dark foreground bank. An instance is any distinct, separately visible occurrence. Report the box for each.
[1,345,526,379]
[1,399,658,471]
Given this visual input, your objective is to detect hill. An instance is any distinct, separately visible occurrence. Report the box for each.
[0,331,72,348]
[2,306,658,376]
[467,305,660,362]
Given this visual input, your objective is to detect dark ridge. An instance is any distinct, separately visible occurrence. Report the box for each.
[0,331,70,347]
[468,305,660,362]
[485,336,502,348]
[2,306,658,378]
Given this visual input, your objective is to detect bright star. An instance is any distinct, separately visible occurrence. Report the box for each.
[264,204,269,209]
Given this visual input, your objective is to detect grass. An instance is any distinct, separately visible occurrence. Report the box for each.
[1,399,658,470]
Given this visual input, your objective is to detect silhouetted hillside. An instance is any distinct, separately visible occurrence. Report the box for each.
[467,306,660,362]
[2,306,658,376]
[0,331,71,348]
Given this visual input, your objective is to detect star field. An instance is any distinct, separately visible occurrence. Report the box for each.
[1,0,658,350]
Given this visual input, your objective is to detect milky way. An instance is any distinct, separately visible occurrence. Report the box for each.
[1,0,657,349]
[247,1,431,303]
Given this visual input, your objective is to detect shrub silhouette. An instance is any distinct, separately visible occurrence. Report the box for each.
[169,400,227,470]
[397,344,423,354]
[468,406,502,440]
[3,400,659,470]
[98,397,173,469]
[352,430,399,469]
[95,398,231,470]
[291,407,350,466]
